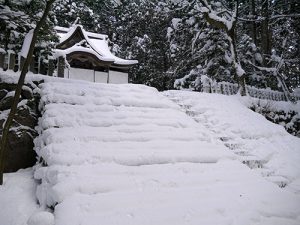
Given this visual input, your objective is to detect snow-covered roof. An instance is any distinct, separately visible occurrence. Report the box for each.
[55,25,108,42]
[54,45,115,63]
[54,25,138,66]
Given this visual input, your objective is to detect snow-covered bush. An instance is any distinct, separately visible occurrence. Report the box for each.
[249,99,300,137]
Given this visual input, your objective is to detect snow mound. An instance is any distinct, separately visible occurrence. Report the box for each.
[27,211,54,225]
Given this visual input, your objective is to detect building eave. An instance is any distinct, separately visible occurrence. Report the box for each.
[55,25,138,67]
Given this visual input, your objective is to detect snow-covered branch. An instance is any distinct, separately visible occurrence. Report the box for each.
[238,14,300,22]
[271,13,300,20]
[249,62,277,73]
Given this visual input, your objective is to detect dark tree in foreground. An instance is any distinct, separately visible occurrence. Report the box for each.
[0,0,56,185]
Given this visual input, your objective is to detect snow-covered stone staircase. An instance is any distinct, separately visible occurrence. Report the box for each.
[32,79,300,225]
[164,90,300,193]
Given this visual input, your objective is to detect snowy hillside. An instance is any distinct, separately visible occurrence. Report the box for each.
[164,91,300,195]
[1,75,300,225]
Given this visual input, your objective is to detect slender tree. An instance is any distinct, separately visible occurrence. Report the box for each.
[0,0,55,185]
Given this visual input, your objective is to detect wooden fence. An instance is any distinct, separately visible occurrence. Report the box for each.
[0,51,60,77]
[203,81,300,101]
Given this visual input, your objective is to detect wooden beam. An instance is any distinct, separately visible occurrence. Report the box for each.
[57,56,65,78]
[48,59,54,76]
[8,53,15,71]
[0,53,4,69]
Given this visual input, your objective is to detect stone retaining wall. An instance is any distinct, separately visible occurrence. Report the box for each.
[0,78,42,172]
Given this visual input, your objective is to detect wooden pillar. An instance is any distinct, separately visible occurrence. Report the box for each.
[39,58,47,75]
[0,53,5,69]
[57,56,65,78]
[220,83,224,94]
[126,68,129,83]
[48,59,54,76]
[228,85,232,95]
[107,69,110,83]
[37,55,41,74]
[19,56,25,71]
[8,53,15,70]
[29,56,36,73]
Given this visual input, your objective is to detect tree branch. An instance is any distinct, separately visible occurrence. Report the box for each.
[0,0,56,185]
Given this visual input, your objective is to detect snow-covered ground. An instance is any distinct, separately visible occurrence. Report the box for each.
[0,169,40,225]
[34,78,300,225]
[1,73,300,225]
[164,91,300,194]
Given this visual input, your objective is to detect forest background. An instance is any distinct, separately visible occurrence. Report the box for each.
[0,0,299,93]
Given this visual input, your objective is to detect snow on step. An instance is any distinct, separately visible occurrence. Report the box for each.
[165,90,300,195]
[34,79,300,225]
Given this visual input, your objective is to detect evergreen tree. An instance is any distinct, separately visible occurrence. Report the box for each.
[53,0,115,34]
[169,2,234,90]
[2,0,298,93]
[0,0,58,60]
[172,0,300,95]
[0,1,32,52]
[112,0,175,90]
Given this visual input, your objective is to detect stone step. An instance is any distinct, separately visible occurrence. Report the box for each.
[241,158,267,169]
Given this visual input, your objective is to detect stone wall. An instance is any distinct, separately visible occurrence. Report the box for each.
[0,79,42,172]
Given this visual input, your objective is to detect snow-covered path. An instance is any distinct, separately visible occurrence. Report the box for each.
[0,169,40,225]
[31,79,300,225]
[164,90,300,195]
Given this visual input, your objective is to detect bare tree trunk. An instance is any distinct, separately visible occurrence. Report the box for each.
[261,0,272,64]
[228,31,247,96]
[251,0,257,46]
[0,0,55,185]
[231,1,247,96]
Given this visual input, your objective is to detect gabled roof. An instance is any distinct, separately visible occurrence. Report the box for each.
[54,25,138,67]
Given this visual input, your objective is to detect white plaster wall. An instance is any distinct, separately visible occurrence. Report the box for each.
[69,68,94,82]
[109,71,128,84]
[63,68,127,84]
[95,71,108,83]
